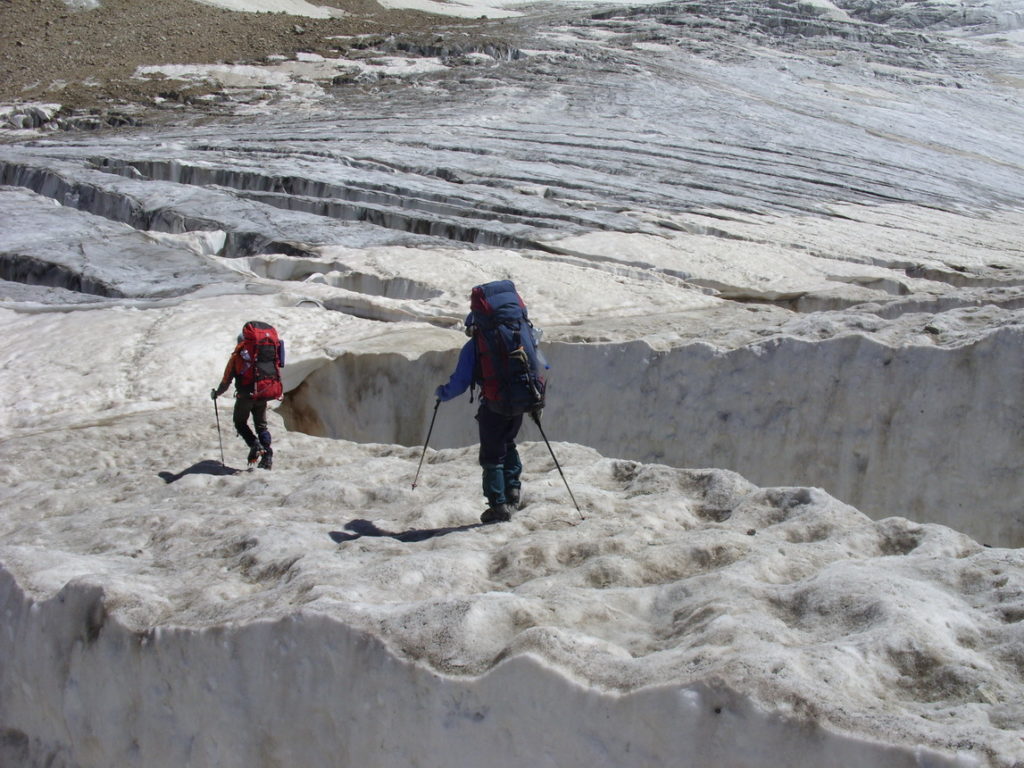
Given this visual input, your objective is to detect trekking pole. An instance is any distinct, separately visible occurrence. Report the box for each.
[530,411,584,520]
[412,399,441,490]
[213,396,226,466]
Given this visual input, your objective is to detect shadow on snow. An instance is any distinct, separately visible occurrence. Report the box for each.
[159,459,240,483]
[329,518,487,544]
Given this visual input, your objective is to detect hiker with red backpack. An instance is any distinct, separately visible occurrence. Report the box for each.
[211,321,285,470]
[435,280,548,523]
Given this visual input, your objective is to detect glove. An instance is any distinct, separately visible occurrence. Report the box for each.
[434,386,445,401]
[211,387,220,400]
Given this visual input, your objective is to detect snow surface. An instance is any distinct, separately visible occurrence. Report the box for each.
[5,1,1024,767]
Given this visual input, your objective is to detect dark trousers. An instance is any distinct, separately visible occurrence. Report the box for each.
[476,403,523,506]
[233,393,269,448]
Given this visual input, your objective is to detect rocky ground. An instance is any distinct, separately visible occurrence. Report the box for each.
[0,0,495,114]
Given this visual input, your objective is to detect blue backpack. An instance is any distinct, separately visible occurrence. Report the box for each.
[469,280,547,417]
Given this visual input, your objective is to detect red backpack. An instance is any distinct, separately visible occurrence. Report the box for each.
[240,321,284,401]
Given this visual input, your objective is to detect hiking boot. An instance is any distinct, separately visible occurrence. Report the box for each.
[507,487,521,508]
[247,442,264,465]
[480,504,512,524]
[258,447,273,470]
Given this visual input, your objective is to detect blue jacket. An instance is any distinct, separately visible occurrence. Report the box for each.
[436,339,477,402]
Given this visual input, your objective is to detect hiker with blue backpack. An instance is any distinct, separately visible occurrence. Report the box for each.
[435,280,548,523]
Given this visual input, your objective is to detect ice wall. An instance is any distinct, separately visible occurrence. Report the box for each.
[282,330,1024,547]
[0,570,974,768]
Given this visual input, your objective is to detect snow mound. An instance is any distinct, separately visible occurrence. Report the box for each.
[2,403,1021,766]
